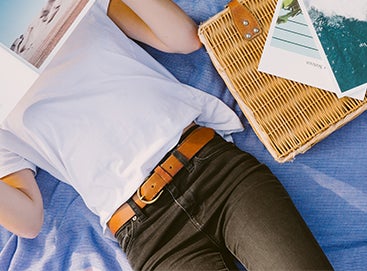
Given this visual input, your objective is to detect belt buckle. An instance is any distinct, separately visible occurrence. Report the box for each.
[136,186,164,204]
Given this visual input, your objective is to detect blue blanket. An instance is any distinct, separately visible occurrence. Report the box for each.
[1,1,366,270]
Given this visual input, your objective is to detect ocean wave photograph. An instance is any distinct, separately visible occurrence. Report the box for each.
[303,0,367,93]
[0,0,89,69]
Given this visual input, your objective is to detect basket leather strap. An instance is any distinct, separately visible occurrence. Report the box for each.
[228,0,262,40]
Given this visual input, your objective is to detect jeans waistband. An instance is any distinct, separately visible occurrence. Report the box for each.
[107,126,215,236]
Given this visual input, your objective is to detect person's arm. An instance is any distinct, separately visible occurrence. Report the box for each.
[0,169,43,238]
[107,0,202,53]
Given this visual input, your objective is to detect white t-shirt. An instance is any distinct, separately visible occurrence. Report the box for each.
[0,0,243,232]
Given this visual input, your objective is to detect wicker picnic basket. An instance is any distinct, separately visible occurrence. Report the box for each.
[198,0,367,162]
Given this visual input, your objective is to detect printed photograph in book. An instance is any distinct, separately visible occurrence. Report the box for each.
[0,0,90,69]
[299,0,367,94]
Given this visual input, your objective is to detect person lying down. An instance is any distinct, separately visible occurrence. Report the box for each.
[0,0,333,270]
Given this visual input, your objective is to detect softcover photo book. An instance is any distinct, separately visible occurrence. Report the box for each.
[258,0,367,100]
[0,0,95,123]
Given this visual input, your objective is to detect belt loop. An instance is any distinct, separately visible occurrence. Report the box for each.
[127,198,146,222]
[172,149,190,168]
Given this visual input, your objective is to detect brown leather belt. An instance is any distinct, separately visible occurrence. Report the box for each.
[107,126,215,235]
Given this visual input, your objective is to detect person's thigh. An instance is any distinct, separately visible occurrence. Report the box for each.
[143,222,238,271]
[118,192,238,271]
[219,159,333,270]
[182,136,332,270]
[118,135,242,270]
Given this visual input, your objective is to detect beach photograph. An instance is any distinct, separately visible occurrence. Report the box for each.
[0,0,90,69]
[302,0,367,93]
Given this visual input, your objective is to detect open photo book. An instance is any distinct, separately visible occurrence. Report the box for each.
[258,0,367,100]
[0,0,95,123]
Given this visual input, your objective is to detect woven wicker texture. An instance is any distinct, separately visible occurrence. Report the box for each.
[198,0,367,162]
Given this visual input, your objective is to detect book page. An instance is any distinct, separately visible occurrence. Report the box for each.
[0,0,94,70]
[0,0,95,123]
[0,45,38,123]
[258,0,365,100]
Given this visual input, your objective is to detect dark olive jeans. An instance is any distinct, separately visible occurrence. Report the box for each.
[116,134,333,271]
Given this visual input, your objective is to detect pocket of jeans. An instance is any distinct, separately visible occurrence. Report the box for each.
[193,140,235,165]
[116,219,137,253]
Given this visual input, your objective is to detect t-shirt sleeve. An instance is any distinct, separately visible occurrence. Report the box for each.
[0,147,37,178]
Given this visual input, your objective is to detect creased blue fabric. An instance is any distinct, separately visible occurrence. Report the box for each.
[1,1,366,270]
